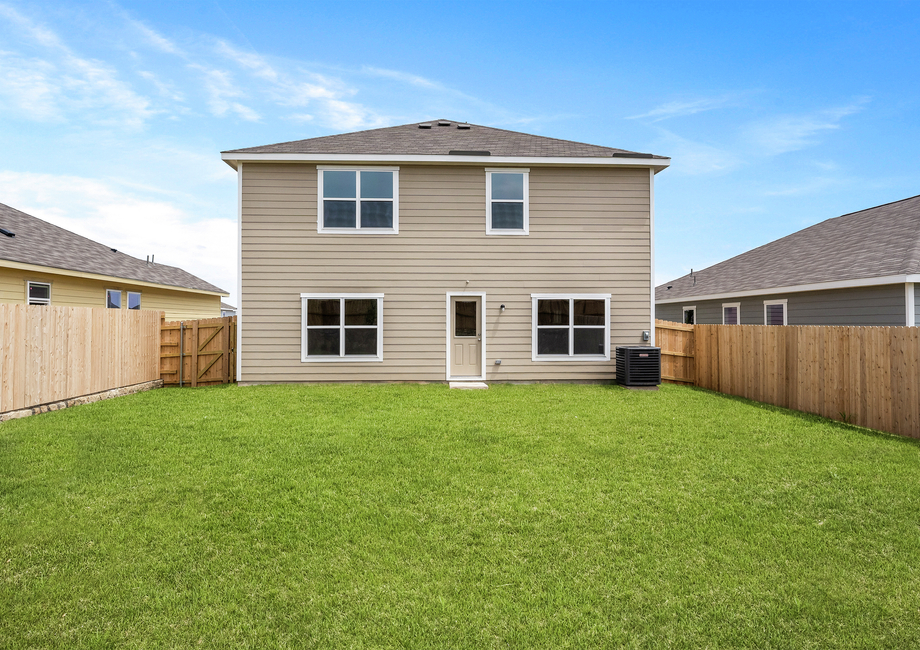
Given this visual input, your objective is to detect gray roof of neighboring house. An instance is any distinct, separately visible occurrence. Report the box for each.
[223,119,670,159]
[221,302,236,310]
[656,194,920,302]
[0,202,227,294]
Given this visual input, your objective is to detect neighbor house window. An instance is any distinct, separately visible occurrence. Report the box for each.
[127,292,142,310]
[682,306,696,325]
[301,293,384,362]
[722,302,740,325]
[106,289,122,309]
[486,168,529,235]
[531,294,610,360]
[764,299,787,325]
[27,281,51,306]
[318,167,398,233]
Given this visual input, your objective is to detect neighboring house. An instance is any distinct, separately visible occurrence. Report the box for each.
[221,119,670,384]
[0,202,228,319]
[656,194,920,327]
[221,302,237,317]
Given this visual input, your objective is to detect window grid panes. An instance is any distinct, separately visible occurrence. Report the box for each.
[535,298,606,357]
[304,296,381,359]
[321,169,396,231]
[487,170,528,234]
[27,282,50,306]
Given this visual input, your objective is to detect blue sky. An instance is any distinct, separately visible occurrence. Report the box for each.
[2,1,919,306]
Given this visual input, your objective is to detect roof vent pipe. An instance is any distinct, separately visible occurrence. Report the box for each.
[0,228,14,237]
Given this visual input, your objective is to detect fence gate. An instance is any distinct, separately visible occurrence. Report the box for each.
[655,319,695,384]
[160,316,236,387]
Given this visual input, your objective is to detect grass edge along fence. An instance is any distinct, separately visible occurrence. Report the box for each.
[0,304,160,414]
[655,319,920,438]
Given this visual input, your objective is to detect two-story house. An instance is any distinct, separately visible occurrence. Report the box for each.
[221,120,669,384]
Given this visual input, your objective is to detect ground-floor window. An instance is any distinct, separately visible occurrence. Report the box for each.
[722,302,740,325]
[301,293,384,362]
[531,294,610,361]
[682,305,696,325]
[27,281,51,306]
[764,299,787,325]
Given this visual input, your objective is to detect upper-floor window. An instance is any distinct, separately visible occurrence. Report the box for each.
[106,289,121,309]
[722,302,740,325]
[531,294,610,360]
[764,299,787,325]
[486,168,529,235]
[27,281,50,306]
[127,292,142,310]
[318,167,399,234]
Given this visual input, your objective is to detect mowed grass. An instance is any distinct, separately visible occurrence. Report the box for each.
[1,383,919,649]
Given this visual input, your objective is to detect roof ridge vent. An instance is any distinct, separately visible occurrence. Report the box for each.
[418,122,432,129]
[437,120,451,126]
[0,228,14,237]
[457,123,471,130]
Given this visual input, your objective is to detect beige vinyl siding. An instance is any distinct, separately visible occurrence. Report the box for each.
[241,163,652,382]
[0,267,221,319]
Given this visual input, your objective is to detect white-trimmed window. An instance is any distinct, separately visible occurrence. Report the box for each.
[531,294,610,360]
[486,168,529,235]
[764,299,787,325]
[318,167,398,233]
[27,281,50,306]
[127,292,142,310]
[722,302,740,325]
[301,294,384,362]
[682,305,696,325]
[106,289,122,309]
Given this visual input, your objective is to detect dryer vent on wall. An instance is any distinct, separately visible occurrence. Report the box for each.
[616,346,661,387]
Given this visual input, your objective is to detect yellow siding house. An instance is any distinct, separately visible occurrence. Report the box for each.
[0,203,227,319]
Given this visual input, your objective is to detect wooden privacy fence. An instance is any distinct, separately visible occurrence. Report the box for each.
[0,304,160,413]
[655,320,920,438]
[655,319,695,383]
[160,316,236,387]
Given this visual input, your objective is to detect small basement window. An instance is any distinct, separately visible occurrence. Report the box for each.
[301,294,384,362]
[106,289,122,309]
[27,281,50,306]
[318,167,398,233]
[486,169,529,235]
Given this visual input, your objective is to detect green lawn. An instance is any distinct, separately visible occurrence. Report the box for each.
[2,383,918,648]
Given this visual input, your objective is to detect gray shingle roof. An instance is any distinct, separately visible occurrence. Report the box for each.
[223,119,669,159]
[0,202,227,294]
[656,194,920,301]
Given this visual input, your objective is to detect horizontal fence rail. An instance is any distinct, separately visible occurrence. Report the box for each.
[0,304,161,414]
[694,324,919,438]
[160,316,236,387]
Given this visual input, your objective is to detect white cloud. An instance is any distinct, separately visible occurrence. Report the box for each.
[0,3,155,127]
[188,63,260,121]
[628,94,740,122]
[743,98,870,155]
[649,128,740,175]
[0,171,237,302]
[125,17,183,55]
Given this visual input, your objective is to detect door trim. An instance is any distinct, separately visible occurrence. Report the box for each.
[446,292,486,381]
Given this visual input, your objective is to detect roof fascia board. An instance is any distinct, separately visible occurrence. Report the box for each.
[656,274,920,304]
[0,259,227,296]
[221,152,670,171]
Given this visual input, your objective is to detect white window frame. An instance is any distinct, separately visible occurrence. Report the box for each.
[127,291,142,310]
[722,302,740,325]
[317,166,399,234]
[301,293,384,362]
[106,289,122,309]
[486,168,529,235]
[27,281,51,306]
[531,293,611,361]
[682,305,696,325]
[764,299,788,325]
